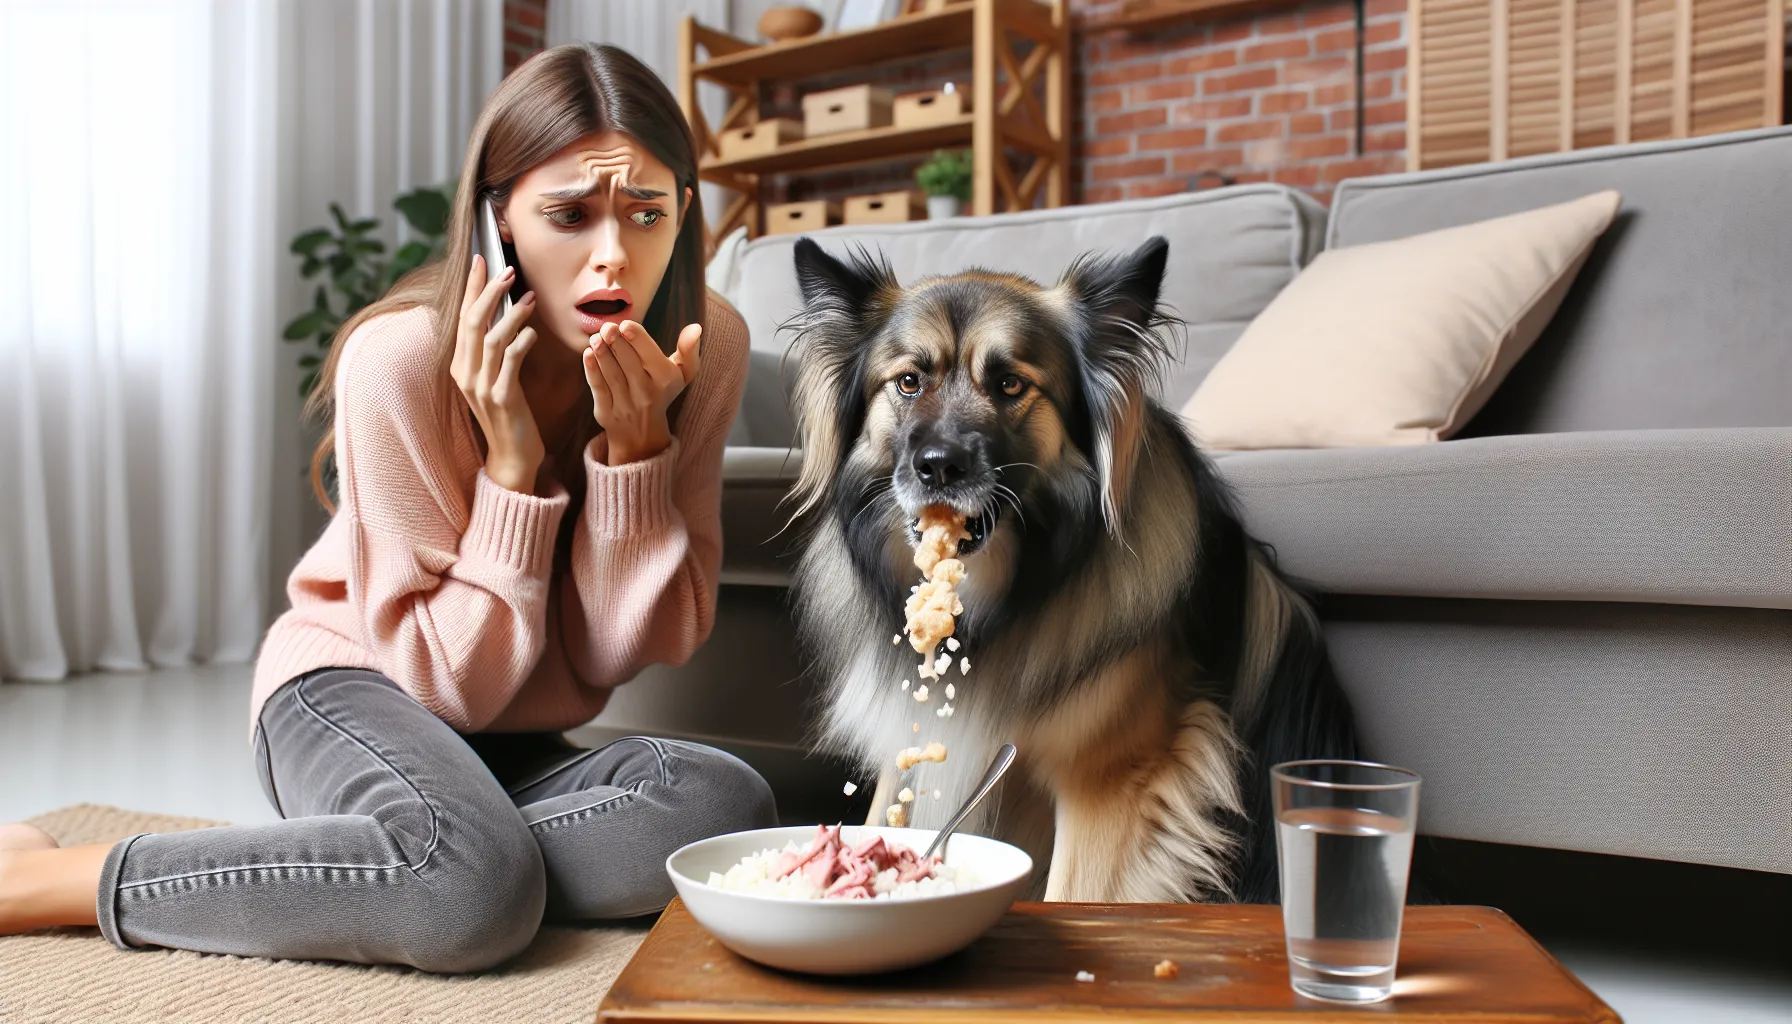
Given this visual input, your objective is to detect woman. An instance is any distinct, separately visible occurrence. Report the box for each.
[0,44,776,972]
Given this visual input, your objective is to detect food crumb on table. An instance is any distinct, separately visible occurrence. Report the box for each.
[1075,970,1096,983]
[1154,959,1180,979]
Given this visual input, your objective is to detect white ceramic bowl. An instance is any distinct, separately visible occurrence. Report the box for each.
[666,824,1034,975]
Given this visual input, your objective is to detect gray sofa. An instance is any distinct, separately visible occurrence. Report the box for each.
[581,127,1792,877]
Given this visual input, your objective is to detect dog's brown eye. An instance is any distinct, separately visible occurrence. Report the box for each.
[896,372,922,396]
[998,375,1027,398]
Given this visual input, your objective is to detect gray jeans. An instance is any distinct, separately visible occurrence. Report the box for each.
[94,668,778,973]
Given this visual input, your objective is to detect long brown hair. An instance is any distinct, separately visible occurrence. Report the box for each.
[305,43,708,514]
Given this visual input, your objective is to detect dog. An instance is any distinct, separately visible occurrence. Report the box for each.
[780,234,1360,904]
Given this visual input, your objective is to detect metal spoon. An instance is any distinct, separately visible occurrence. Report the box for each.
[921,742,1017,861]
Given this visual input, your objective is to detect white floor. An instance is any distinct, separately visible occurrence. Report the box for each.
[2,666,1788,1023]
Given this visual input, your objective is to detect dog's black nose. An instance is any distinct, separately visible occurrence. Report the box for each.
[914,442,969,488]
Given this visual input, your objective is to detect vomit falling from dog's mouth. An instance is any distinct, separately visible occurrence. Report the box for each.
[907,505,998,555]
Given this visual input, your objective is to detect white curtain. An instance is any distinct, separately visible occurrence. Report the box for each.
[0,0,277,681]
[0,0,502,684]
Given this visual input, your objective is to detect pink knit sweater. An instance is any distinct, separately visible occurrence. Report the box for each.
[249,293,747,738]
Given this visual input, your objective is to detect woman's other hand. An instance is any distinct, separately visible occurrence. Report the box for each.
[583,319,701,465]
[452,254,544,493]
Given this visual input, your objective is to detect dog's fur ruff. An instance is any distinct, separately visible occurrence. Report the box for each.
[781,235,1360,903]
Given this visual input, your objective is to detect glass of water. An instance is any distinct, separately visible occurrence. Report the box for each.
[1272,759,1421,1004]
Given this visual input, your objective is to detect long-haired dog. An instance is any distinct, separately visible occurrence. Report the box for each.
[781,235,1360,904]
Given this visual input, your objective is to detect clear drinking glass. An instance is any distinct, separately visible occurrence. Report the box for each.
[1272,759,1421,1004]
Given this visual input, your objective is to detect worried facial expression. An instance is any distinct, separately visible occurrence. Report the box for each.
[497,131,691,355]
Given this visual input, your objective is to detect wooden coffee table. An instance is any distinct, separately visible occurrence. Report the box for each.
[598,900,1619,1022]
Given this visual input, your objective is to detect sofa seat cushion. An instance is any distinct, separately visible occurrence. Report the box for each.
[1213,427,1792,608]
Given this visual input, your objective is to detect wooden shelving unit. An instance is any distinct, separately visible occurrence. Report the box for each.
[678,0,1070,240]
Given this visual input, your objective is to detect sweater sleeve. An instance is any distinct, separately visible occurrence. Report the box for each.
[557,294,748,688]
[336,313,569,731]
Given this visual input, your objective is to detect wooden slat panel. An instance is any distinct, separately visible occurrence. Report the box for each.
[1689,0,1775,133]
[1415,0,1495,168]
[1629,0,1677,140]
[1508,0,1566,157]
[1409,0,1781,171]
[1575,0,1620,147]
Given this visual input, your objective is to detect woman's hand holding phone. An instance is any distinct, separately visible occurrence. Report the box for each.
[583,320,701,466]
[454,254,543,494]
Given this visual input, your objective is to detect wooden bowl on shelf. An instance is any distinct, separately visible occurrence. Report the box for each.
[758,6,823,43]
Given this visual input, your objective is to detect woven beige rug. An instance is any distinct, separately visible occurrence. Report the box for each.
[0,804,651,1024]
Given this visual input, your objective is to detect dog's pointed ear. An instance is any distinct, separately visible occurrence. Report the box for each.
[793,237,888,312]
[1057,235,1176,537]
[783,239,900,522]
[1060,235,1170,331]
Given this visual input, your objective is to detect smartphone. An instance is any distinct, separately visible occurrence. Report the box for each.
[474,196,522,322]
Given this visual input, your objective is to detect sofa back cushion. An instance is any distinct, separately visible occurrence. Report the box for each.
[1326,126,1792,435]
[724,184,1325,448]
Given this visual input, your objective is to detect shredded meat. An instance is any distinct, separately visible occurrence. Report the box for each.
[771,824,943,899]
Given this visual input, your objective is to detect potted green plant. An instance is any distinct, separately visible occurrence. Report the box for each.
[915,148,971,219]
[282,180,454,502]
[283,181,456,399]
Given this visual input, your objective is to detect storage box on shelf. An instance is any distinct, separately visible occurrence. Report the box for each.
[677,0,1069,241]
[764,199,842,235]
[803,84,895,137]
[894,87,970,128]
[843,189,927,224]
[717,118,805,161]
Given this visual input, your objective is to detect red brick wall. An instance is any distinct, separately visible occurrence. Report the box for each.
[1074,0,1407,204]
[503,0,547,75]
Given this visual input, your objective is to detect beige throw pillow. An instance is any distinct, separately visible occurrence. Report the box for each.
[1182,190,1621,449]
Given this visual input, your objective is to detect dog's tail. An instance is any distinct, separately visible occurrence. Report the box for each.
[1227,555,1360,904]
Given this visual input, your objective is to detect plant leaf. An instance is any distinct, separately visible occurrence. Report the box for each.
[290,228,332,255]
[394,188,450,236]
[329,202,351,232]
[283,311,324,340]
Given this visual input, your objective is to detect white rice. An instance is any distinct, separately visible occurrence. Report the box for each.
[705,841,981,901]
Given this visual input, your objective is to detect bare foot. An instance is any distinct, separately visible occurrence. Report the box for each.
[0,823,59,853]
[0,825,61,933]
